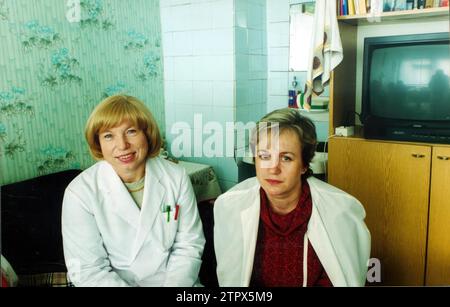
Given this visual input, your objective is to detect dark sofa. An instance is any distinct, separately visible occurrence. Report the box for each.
[1,170,81,286]
[1,169,217,287]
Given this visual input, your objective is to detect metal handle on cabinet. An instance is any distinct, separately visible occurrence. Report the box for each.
[437,156,450,161]
[411,153,425,158]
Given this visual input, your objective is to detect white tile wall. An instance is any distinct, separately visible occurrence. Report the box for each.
[172,31,193,56]
[248,29,264,54]
[174,105,195,127]
[192,81,214,106]
[167,5,192,32]
[235,27,248,54]
[267,94,289,111]
[210,29,234,55]
[212,106,235,126]
[161,32,174,54]
[173,56,193,80]
[161,0,272,189]
[164,79,174,100]
[247,3,265,29]
[267,0,290,23]
[249,55,267,78]
[267,22,290,47]
[249,79,264,103]
[163,56,174,80]
[212,55,235,81]
[190,2,214,30]
[193,105,215,123]
[193,55,234,81]
[161,0,239,189]
[268,71,288,96]
[268,47,289,71]
[171,81,193,104]
[266,0,303,113]
[235,54,249,80]
[236,79,249,107]
[213,81,235,107]
[212,0,235,28]
[235,0,267,185]
[235,8,248,28]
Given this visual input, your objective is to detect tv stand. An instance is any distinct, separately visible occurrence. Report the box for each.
[327,6,450,286]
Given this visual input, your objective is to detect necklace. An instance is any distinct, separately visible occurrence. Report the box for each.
[127,185,144,193]
[125,177,145,193]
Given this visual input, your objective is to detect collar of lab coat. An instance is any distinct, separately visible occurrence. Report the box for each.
[98,158,166,261]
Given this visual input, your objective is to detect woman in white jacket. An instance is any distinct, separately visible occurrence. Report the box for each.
[62,95,205,286]
[214,108,370,287]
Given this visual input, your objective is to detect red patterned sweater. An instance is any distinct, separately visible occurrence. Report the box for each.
[250,180,332,287]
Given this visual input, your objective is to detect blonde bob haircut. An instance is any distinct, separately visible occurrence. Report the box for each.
[85,94,162,160]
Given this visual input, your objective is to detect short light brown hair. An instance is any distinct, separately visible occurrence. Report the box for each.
[251,108,317,178]
[85,95,162,160]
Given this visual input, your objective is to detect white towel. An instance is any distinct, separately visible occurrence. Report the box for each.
[303,0,343,111]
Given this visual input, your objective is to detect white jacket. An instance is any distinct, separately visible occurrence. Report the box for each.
[62,157,205,287]
[214,177,370,287]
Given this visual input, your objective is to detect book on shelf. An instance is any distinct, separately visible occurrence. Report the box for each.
[425,0,434,7]
[348,0,356,15]
[337,0,375,16]
[343,0,348,15]
[352,0,368,14]
[337,0,449,15]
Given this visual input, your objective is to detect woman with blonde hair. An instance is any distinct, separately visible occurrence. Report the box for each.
[62,95,204,286]
[214,108,370,287]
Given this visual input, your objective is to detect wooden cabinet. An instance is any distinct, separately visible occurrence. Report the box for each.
[328,137,450,286]
[426,146,450,285]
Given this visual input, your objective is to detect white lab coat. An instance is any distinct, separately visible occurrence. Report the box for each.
[62,157,205,287]
[214,177,371,287]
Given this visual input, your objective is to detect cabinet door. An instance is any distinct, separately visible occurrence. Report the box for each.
[426,146,450,286]
[328,138,431,286]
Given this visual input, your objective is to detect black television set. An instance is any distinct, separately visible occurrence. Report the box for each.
[361,32,450,144]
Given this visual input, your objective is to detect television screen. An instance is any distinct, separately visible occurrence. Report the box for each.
[362,33,450,144]
[370,43,450,121]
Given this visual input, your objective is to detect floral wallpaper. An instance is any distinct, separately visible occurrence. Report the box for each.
[0,0,165,185]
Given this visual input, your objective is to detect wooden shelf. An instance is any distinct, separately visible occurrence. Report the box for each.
[337,7,449,25]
